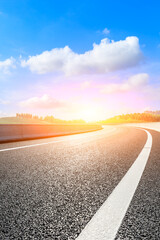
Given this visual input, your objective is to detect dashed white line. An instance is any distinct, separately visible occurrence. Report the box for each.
[76,129,152,240]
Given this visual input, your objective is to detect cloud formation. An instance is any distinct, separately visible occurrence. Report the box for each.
[20,94,66,109]
[103,28,110,35]
[101,73,149,94]
[21,37,143,76]
[0,57,15,74]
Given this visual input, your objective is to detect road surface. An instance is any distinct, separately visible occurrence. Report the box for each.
[0,126,159,239]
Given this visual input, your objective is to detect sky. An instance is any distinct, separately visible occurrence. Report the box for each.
[0,0,160,121]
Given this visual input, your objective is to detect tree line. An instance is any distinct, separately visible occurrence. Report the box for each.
[16,113,86,124]
[16,113,43,120]
[99,112,160,124]
[144,110,160,115]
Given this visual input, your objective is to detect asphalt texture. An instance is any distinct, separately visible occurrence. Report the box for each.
[116,129,160,240]
[0,126,158,239]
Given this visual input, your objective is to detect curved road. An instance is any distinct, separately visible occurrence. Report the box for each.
[0,126,159,239]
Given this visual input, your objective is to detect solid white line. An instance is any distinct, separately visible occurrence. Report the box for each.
[0,127,116,152]
[76,129,152,240]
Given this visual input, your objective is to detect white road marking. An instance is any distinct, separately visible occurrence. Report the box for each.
[0,127,116,152]
[76,129,152,240]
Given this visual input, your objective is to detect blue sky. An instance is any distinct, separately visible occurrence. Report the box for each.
[0,0,160,120]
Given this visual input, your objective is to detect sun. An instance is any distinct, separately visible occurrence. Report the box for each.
[77,105,104,122]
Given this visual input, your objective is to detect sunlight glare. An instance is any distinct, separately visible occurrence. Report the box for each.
[78,106,104,122]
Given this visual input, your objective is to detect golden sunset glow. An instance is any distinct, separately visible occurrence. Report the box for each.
[77,105,105,122]
[0,1,159,123]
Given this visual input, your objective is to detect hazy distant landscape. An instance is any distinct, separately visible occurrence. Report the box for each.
[1,110,160,125]
[99,111,160,124]
[0,117,49,124]
[0,113,86,124]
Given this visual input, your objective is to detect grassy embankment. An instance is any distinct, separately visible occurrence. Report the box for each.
[0,117,87,125]
[0,117,49,124]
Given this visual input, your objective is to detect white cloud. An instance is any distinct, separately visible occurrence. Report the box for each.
[101,73,149,94]
[103,28,110,35]
[21,37,143,76]
[0,57,15,74]
[127,73,149,87]
[20,94,66,109]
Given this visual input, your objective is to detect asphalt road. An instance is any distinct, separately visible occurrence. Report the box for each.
[0,126,159,239]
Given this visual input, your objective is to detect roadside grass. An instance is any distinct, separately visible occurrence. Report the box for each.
[0,117,50,124]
